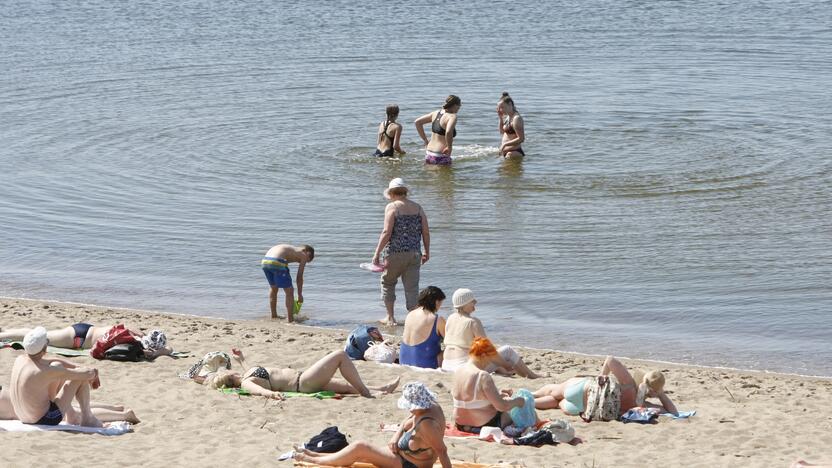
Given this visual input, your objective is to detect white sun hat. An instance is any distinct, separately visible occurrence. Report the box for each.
[383,178,408,199]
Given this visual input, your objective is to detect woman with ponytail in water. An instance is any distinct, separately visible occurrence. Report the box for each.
[374,104,404,157]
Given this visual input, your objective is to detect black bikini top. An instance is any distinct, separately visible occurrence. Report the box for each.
[503,115,517,135]
[382,120,395,142]
[431,111,457,137]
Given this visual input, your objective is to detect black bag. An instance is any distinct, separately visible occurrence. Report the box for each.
[104,342,144,362]
[304,426,349,453]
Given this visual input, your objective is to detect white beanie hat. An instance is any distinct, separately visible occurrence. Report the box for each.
[22,326,48,355]
[452,288,476,309]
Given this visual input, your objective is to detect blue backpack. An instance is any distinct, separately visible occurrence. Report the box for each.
[344,325,383,360]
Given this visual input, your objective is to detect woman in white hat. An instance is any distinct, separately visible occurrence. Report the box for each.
[371,178,430,326]
[295,382,451,468]
[441,288,540,378]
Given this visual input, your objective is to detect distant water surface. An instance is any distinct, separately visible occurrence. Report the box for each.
[1,0,830,375]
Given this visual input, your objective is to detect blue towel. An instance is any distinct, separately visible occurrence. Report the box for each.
[620,407,660,423]
[660,410,696,419]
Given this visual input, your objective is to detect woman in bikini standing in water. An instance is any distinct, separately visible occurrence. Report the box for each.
[374,104,404,157]
[414,95,461,166]
[497,92,525,159]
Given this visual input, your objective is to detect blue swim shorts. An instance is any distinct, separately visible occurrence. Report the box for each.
[262,257,293,289]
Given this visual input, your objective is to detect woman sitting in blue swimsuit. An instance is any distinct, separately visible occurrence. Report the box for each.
[399,286,446,369]
[294,382,452,468]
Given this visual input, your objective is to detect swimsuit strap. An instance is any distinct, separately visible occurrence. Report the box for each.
[382,120,394,142]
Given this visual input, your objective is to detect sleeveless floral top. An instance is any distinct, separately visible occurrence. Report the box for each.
[386,212,423,255]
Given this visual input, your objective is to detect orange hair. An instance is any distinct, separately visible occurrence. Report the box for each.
[469,337,498,358]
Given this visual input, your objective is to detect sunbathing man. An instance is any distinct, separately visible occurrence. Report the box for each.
[193,348,399,399]
[9,327,102,426]
[261,244,314,321]
[0,386,139,423]
[0,323,172,359]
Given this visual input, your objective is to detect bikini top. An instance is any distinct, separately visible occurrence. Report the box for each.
[453,371,492,410]
[245,366,270,381]
[431,111,457,137]
[503,115,517,135]
[381,120,396,143]
[397,416,436,455]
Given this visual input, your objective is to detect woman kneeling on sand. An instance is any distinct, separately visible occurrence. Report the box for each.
[533,355,678,416]
[295,382,451,468]
[441,289,539,378]
[195,349,399,399]
[452,337,527,433]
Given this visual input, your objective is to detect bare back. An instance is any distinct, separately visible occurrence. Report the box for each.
[10,356,58,423]
[265,244,305,263]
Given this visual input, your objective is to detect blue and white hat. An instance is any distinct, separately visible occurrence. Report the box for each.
[397,382,437,411]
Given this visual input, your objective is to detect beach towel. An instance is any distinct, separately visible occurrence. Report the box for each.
[293,461,516,468]
[620,407,660,424]
[659,410,696,419]
[220,388,341,400]
[0,420,132,436]
[2,341,90,357]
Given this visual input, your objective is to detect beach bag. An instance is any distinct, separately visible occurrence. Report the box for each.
[104,342,144,362]
[91,324,140,360]
[541,419,575,443]
[184,351,232,379]
[304,426,349,453]
[363,341,397,363]
[344,325,383,360]
[582,375,621,422]
[508,389,537,429]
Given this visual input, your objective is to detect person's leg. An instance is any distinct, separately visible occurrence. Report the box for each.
[299,350,374,397]
[283,287,295,322]
[533,383,564,410]
[400,253,421,311]
[85,406,140,424]
[0,327,75,348]
[380,253,405,324]
[0,328,32,341]
[295,440,401,468]
[512,357,541,379]
[601,355,637,409]
[55,379,101,427]
[269,287,279,319]
[323,376,400,395]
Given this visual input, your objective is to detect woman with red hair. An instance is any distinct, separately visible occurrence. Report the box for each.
[450,337,526,433]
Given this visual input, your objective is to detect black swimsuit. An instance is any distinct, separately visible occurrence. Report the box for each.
[374,121,396,157]
[249,366,270,380]
[432,111,457,137]
[501,115,524,156]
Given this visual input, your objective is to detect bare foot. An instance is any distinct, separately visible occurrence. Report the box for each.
[64,407,83,425]
[375,376,401,394]
[377,318,399,326]
[124,409,141,424]
[81,413,103,428]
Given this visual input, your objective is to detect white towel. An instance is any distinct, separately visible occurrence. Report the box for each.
[0,419,132,435]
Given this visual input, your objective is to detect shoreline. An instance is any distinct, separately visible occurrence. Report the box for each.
[3,294,829,381]
[2,296,831,466]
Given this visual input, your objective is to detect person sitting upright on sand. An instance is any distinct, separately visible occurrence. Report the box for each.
[9,327,102,427]
[261,244,315,321]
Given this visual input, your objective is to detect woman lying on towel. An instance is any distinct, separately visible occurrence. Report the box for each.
[533,355,678,417]
[451,337,528,433]
[0,323,172,359]
[194,349,400,399]
[294,382,452,468]
[441,289,539,378]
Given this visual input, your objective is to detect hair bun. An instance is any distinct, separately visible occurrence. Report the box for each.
[502,91,510,97]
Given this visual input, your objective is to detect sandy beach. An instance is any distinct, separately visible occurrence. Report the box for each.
[0,297,830,467]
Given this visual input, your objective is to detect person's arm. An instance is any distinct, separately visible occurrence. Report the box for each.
[420,208,430,264]
[231,348,247,370]
[49,357,78,369]
[497,106,505,134]
[443,115,457,154]
[420,419,452,468]
[144,346,173,360]
[414,112,433,146]
[652,392,678,415]
[393,124,405,154]
[437,316,446,338]
[296,260,306,303]
[480,372,524,412]
[372,206,396,265]
[50,365,96,382]
[500,116,524,151]
[472,318,487,339]
[241,379,283,400]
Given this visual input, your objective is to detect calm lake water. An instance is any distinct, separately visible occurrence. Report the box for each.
[1,1,830,375]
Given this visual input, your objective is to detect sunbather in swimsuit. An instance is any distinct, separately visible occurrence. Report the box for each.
[452,372,503,433]
[397,416,436,468]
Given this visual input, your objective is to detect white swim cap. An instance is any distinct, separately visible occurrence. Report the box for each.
[22,326,48,355]
[452,288,476,308]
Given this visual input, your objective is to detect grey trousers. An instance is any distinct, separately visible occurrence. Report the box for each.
[381,251,421,310]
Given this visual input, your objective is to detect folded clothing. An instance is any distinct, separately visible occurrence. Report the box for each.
[660,410,696,419]
[620,407,660,424]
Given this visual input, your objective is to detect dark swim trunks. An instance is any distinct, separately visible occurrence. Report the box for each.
[454,411,503,434]
[71,322,93,348]
[34,401,63,426]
